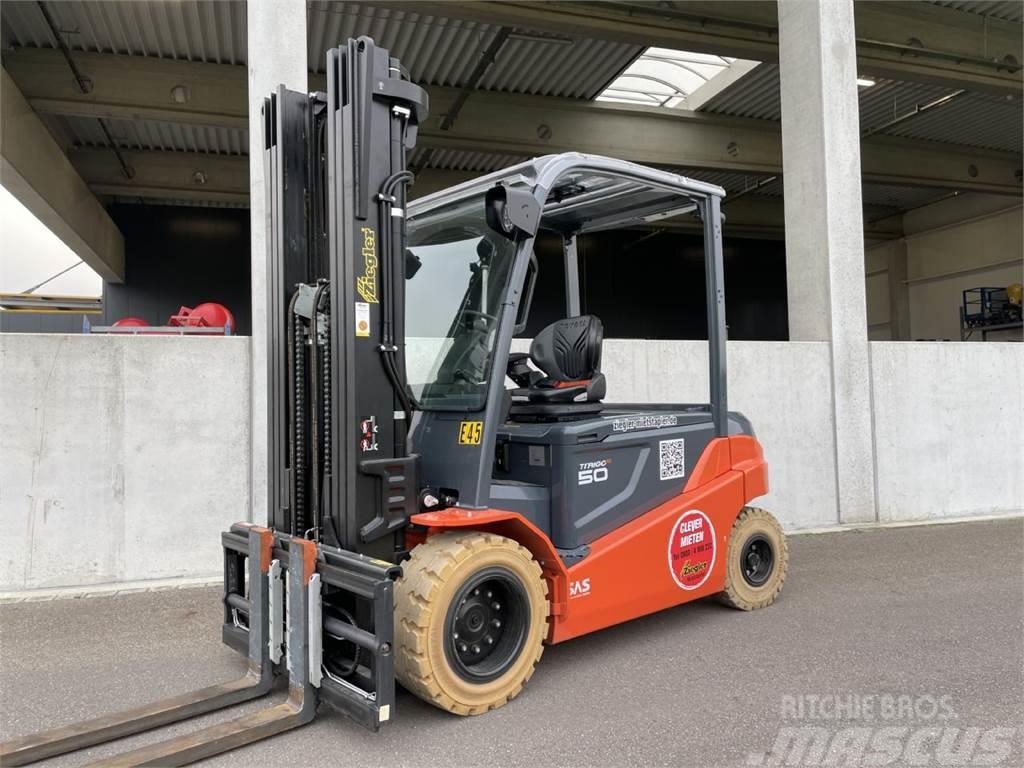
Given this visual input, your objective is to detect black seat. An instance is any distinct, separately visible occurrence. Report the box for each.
[508,316,606,421]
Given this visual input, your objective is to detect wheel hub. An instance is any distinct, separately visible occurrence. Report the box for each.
[444,567,529,683]
[741,534,774,587]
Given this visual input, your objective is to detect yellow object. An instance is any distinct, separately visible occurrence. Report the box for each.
[1007,283,1023,306]
[457,421,483,445]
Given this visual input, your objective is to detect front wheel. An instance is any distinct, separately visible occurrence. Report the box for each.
[718,507,788,611]
[395,532,549,715]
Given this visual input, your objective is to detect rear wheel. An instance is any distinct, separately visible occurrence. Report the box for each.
[718,507,788,610]
[395,531,548,715]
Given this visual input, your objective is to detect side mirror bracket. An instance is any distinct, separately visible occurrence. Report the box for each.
[485,185,540,240]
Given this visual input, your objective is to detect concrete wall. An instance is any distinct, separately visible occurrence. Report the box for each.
[871,342,1023,520]
[3,334,1021,592]
[865,242,896,340]
[867,196,1023,342]
[597,340,838,530]
[0,334,250,592]
[905,202,1022,341]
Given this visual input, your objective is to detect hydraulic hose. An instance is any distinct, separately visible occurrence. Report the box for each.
[377,170,416,427]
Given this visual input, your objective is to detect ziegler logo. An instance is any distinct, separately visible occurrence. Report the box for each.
[569,577,591,599]
[578,458,611,485]
[680,559,708,576]
[356,227,378,304]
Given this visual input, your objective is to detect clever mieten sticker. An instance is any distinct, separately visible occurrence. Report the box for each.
[667,509,716,590]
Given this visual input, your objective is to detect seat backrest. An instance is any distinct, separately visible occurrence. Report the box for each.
[530,315,603,382]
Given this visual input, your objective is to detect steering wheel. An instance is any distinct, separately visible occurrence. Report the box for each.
[461,309,497,328]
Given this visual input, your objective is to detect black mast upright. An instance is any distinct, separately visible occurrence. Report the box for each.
[326,38,428,559]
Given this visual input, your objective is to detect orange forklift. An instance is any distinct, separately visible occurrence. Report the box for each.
[0,37,786,766]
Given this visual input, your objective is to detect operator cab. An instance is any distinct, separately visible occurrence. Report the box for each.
[406,154,745,552]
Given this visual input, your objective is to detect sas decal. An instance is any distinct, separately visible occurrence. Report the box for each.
[569,577,591,599]
[457,421,483,445]
[356,227,379,304]
[667,509,716,591]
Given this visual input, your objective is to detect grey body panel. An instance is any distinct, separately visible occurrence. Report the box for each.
[491,405,753,549]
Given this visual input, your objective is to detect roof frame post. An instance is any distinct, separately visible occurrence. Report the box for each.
[563,233,581,317]
[701,195,729,437]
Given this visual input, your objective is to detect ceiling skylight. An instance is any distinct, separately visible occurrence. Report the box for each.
[597,48,742,109]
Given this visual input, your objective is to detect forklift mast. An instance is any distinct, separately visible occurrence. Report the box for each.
[264,38,427,560]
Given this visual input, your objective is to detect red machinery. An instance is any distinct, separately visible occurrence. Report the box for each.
[167,303,236,332]
[99,303,235,335]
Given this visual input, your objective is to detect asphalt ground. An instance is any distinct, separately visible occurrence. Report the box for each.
[1,519,1021,768]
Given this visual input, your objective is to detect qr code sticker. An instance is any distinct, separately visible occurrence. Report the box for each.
[659,438,686,481]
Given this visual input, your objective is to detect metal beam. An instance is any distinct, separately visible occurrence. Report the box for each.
[66,147,905,241]
[9,49,1019,196]
[420,88,1022,195]
[381,1,1023,95]
[4,48,248,129]
[412,168,905,240]
[69,147,249,205]
[1,68,124,282]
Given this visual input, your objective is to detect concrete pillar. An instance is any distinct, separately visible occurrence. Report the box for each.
[778,0,877,524]
[247,0,307,524]
[886,239,912,340]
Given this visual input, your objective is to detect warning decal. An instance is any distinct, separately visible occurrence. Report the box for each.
[355,302,371,338]
[667,509,716,591]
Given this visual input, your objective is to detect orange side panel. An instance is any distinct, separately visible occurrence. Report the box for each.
[409,437,769,645]
[683,437,733,492]
[729,435,769,499]
[553,470,746,642]
[410,509,570,623]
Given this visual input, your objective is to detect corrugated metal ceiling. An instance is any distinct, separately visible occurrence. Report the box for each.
[681,169,950,212]
[3,1,1016,209]
[400,152,952,214]
[42,114,249,156]
[700,64,1022,154]
[408,147,525,173]
[308,2,641,99]
[103,195,249,210]
[2,1,640,100]
[881,91,1023,153]
[929,1,1024,22]
[1,0,247,64]
[698,63,783,121]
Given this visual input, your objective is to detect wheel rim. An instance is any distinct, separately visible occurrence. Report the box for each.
[444,566,530,683]
[740,533,775,587]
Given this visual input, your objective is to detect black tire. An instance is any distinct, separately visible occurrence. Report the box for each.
[718,507,788,610]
